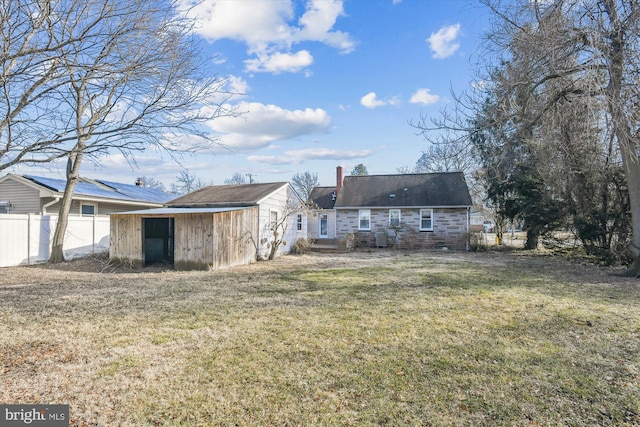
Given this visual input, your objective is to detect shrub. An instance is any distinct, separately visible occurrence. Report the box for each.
[291,238,311,254]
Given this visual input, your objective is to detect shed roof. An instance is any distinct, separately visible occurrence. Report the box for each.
[17,174,174,204]
[334,172,472,208]
[167,182,289,207]
[111,206,253,216]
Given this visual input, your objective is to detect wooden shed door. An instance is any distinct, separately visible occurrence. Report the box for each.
[143,218,174,266]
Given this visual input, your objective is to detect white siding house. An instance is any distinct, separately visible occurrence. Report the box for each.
[166,182,306,262]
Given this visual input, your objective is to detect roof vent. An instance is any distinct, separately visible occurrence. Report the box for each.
[135,177,144,187]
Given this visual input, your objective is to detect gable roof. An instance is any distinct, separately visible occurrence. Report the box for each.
[309,186,337,209]
[334,172,472,208]
[1,174,174,204]
[167,182,290,207]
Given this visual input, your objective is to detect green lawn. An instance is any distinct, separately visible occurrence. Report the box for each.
[0,251,638,426]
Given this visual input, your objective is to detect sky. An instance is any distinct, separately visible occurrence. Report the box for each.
[11,0,492,189]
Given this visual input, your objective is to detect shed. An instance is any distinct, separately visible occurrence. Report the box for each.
[110,206,258,270]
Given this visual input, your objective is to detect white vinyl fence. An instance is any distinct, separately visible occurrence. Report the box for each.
[0,214,110,267]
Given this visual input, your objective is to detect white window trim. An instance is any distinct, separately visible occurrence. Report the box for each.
[420,208,433,231]
[270,209,278,231]
[296,214,303,232]
[81,203,97,216]
[358,209,371,231]
[389,209,401,227]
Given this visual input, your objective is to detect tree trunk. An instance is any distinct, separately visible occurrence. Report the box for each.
[618,142,640,274]
[49,153,83,264]
[603,0,640,274]
[524,228,539,250]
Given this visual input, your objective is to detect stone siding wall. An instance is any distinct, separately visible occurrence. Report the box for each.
[336,208,468,250]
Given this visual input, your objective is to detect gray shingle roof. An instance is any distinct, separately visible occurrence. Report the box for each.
[308,186,337,209]
[334,172,472,208]
[167,182,289,207]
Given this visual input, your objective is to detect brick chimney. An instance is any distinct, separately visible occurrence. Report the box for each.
[336,166,343,194]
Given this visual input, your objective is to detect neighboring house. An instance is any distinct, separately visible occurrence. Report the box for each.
[333,171,473,250]
[0,174,174,215]
[470,210,494,232]
[109,182,306,270]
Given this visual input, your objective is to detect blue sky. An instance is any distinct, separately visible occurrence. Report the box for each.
[13,0,491,189]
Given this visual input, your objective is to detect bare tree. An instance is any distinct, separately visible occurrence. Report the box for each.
[224,172,247,185]
[40,0,232,263]
[0,1,77,171]
[139,176,166,191]
[291,171,319,201]
[413,0,640,270]
[265,196,306,260]
[476,0,640,267]
[415,136,476,174]
[171,170,208,195]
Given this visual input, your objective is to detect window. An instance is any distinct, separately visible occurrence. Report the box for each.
[358,209,371,230]
[81,204,96,216]
[296,214,303,231]
[270,210,278,230]
[420,209,433,231]
[389,209,400,228]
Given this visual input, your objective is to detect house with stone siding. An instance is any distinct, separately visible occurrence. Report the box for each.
[333,171,472,250]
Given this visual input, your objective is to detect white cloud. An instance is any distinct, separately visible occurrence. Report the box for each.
[293,0,356,53]
[360,92,386,109]
[177,0,294,45]
[410,88,440,105]
[285,148,373,160]
[177,0,355,74]
[224,75,250,100]
[249,147,373,165]
[206,101,331,152]
[245,50,314,74]
[427,23,461,59]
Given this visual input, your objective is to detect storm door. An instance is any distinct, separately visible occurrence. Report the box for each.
[319,214,329,238]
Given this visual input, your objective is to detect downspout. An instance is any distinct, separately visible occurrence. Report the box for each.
[42,197,61,215]
[27,213,31,265]
[466,207,470,251]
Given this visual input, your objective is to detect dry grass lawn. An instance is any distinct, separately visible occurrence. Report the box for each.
[0,250,639,426]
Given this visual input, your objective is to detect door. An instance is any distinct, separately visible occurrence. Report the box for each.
[143,217,174,266]
[319,214,328,238]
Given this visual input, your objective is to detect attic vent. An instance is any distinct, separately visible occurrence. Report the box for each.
[389,193,395,199]
[331,191,337,201]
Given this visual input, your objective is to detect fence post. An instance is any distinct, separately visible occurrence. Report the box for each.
[27,213,31,265]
